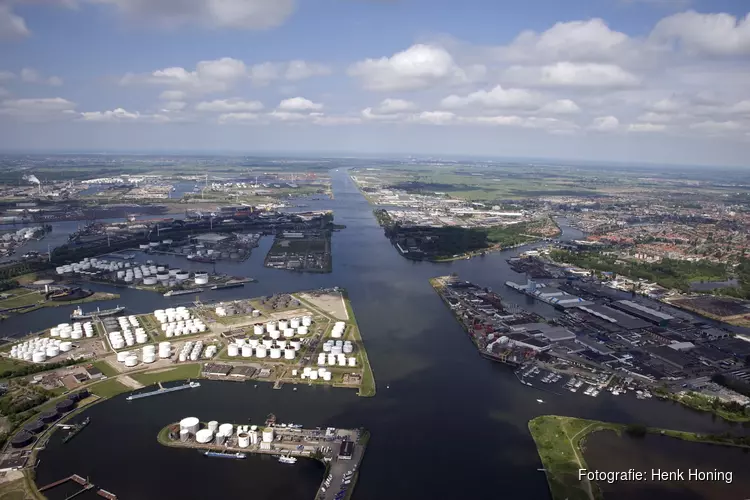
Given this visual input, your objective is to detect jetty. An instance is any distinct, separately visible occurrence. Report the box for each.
[126,381,200,401]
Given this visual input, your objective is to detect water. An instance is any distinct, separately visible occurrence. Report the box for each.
[33,169,749,499]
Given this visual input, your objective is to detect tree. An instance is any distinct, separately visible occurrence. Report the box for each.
[625,424,647,437]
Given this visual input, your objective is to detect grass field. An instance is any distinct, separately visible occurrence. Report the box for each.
[89,378,130,398]
[129,364,201,386]
[342,292,376,397]
[0,290,43,310]
[91,360,119,377]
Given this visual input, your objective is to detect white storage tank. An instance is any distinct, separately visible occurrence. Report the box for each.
[323,371,332,381]
[283,328,294,338]
[269,348,281,359]
[46,346,60,358]
[262,339,273,349]
[180,417,200,434]
[179,429,190,442]
[195,429,214,444]
[290,341,301,350]
[309,371,319,380]
[237,433,250,448]
[348,357,357,366]
[253,324,264,336]
[125,355,138,367]
[302,316,312,327]
[219,423,233,436]
[255,346,267,358]
[284,349,295,360]
[290,318,300,329]
[278,320,288,331]
[32,352,46,363]
[208,421,219,433]
[241,345,253,358]
[194,273,209,285]
[143,276,157,286]
[297,326,308,336]
[227,344,239,357]
[60,341,73,352]
[269,330,280,340]
[261,428,274,443]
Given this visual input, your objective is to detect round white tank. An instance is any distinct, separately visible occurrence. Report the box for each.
[269,348,281,359]
[327,354,336,366]
[219,423,233,436]
[248,339,259,348]
[322,343,332,352]
[266,322,276,332]
[255,346,267,358]
[262,339,273,349]
[253,325,264,336]
[194,273,209,285]
[269,330,280,340]
[297,326,308,336]
[309,371,319,380]
[237,433,250,448]
[176,272,190,281]
[323,371,332,381]
[125,355,138,367]
[278,320,288,331]
[284,349,295,360]
[195,429,214,444]
[261,429,274,443]
[143,276,157,285]
[60,341,73,352]
[143,352,156,364]
[283,328,294,338]
[276,340,287,349]
[46,346,60,358]
[290,318,300,329]
[215,432,226,445]
[32,352,46,363]
[290,341,301,350]
[180,417,200,434]
[169,269,180,276]
[208,421,219,433]
[302,316,312,327]
[348,357,357,366]
[252,310,260,317]
[241,345,253,358]
[179,429,190,442]
[338,357,347,367]
[227,344,239,357]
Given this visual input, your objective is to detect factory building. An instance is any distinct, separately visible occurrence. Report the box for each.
[574,336,614,355]
[610,300,673,327]
[506,333,551,352]
[576,304,649,330]
[513,323,577,343]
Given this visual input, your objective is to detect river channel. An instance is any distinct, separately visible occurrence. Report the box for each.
[24,169,750,499]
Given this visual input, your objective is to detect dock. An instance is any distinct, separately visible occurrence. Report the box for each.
[39,474,94,498]
[159,420,368,500]
[126,381,200,401]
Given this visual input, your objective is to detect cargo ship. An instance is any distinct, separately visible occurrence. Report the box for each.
[211,282,245,291]
[62,417,90,443]
[126,381,200,401]
[187,254,216,263]
[163,289,204,297]
[71,305,125,320]
[204,451,246,459]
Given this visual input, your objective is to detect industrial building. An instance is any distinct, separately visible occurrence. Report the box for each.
[338,440,354,460]
[575,304,649,330]
[574,336,614,355]
[191,233,230,246]
[646,345,698,371]
[506,333,551,352]
[512,323,576,342]
[610,300,673,327]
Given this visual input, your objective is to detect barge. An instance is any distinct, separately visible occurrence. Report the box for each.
[126,381,201,401]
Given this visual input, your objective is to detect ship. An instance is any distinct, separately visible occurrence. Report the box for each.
[278,455,298,464]
[164,289,204,297]
[204,451,246,459]
[211,282,245,291]
[71,305,125,320]
[187,254,216,263]
[62,417,90,443]
[126,381,201,401]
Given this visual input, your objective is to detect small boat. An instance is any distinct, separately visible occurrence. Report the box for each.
[536,399,544,404]
[278,455,297,464]
[204,451,246,459]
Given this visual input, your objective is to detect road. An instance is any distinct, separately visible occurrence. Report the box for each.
[316,433,366,500]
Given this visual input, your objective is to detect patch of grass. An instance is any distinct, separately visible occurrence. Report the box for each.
[91,360,118,377]
[89,378,130,398]
[0,290,43,309]
[0,478,29,500]
[130,364,201,387]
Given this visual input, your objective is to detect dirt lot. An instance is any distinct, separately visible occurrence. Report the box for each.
[298,292,348,320]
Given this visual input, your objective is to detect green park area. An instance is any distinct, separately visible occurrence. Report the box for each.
[130,364,201,387]
[89,378,130,398]
[528,415,750,500]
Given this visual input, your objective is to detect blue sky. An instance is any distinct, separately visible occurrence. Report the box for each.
[0,0,749,166]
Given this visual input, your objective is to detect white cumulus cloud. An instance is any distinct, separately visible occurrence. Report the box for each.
[589,115,620,131]
[196,98,264,112]
[651,11,750,56]
[628,123,666,132]
[539,99,581,114]
[278,97,322,111]
[441,85,541,109]
[0,4,29,39]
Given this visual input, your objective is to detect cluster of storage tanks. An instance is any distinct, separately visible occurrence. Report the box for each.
[108,315,149,349]
[179,417,273,449]
[56,257,124,275]
[227,336,300,360]
[50,321,95,340]
[300,366,336,381]
[154,308,206,337]
[318,350,357,368]
[116,343,159,367]
[9,337,72,363]
[55,257,207,287]
[177,340,216,362]
[331,321,346,338]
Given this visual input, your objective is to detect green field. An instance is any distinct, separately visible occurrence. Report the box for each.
[90,360,119,377]
[0,290,43,310]
[89,378,130,398]
[130,364,201,386]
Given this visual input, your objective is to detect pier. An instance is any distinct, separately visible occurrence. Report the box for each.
[39,474,94,498]
[158,420,368,500]
[126,380,200,401]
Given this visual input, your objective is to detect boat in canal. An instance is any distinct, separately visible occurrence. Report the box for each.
[187,254,216,263]
[278,455,298,464]
[163,289,204,297]
[62,417,90,443]
[204,451,246,459]
[71,305,125,320]
[126,381,201,401]
[211,282,245,291]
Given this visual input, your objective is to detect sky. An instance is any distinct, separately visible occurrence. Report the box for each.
[0,0,749,166]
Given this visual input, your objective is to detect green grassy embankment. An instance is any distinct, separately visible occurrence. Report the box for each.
[342,292,376,398]
[129,364,201,386]
[88,378,130,398]
[90,360,118,378]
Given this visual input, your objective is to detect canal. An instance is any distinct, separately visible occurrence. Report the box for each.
[31,169,750,500]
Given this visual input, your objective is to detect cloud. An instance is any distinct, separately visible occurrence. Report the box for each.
[278,97,322,111]
[637,111,672,122]
[0,86,8,97]
[506,62,641,88]
[218,112,262,124]
[196,98,264,112]
[589,115,620,131]
[0,4,29,39]
[374,98,416,114]
[20,68,63,86]
[161,101,186,111]
[651,11,750,56]
[159,90,187,101]
[0,71,15,81]
[628,122,667,132]
[80,107,140,122]
[407,111,456,125]
[86,0,296,30]
[441,85,541,109]
[0,96,76,121]
[539,99,581,114]
[348,43,485,92]
[689,120,743,132]
[284,60,331,81]
[269,110,311,121]
[247,60,331,85]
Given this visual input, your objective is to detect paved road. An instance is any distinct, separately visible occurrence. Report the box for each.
[316,431,365,500]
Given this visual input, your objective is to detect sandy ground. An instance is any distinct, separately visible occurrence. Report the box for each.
[118,375,144,389]
[298,292,348,321]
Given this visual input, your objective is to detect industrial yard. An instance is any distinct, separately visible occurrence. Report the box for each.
[264,230,333,273]
[159,418,367,500]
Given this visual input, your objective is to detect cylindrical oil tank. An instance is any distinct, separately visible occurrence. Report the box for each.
[175,272,190,281]
[261,429,274,443]
[40,410,59,423]
[195,429,213,444]
[269,330,280,340]
[284,349,295,360]
[253,324,264,336]
[348,357,357,366]
[297,326,308,336]
[266,322,276,332]
[219,423,233,436]
[262,339,273,349]
[290,318,300,329]
[276,340,287,350]
[143,276,157,286]
[55,399,75,413]
[194,273,209,285]
[302,316,312,327]
[278,321,288,331]
[290,341,301,350]
[323,371,332,381]
[180,417,200,434]
[215,432,227,445]
[283,328,294,338]
[241,345,253,358]
[237,433,250,448]
[179,429,190,442]
[309,371,319,380]
[10,431,34,449]
[227,344,239,357]
[269,348,281,359]
[169,269,180,276]
[24,420,45,434]
[60,342,73,352]
[255,347,267,358]
[208,421,219,433]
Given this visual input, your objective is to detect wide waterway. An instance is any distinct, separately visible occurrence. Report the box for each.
[30,169,750,500]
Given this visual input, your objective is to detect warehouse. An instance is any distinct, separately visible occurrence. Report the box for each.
[574,336,614,355]
[203,363,232,377]
[338,440,354,460]
[576,304,649,330]
[515,323,576,342]
[611,300,673,327]
[507,333,551,352]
